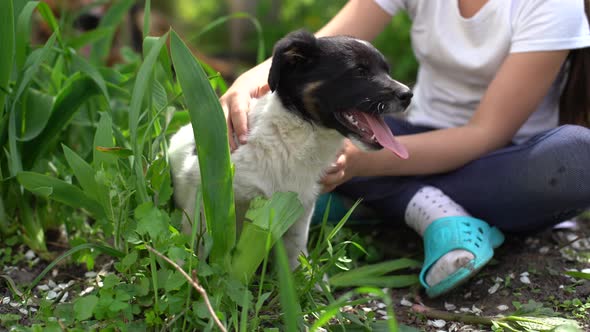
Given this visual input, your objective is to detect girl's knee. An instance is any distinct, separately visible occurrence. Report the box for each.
[527,125,590,200]
[544,125,590,161]
[553,124,590,146]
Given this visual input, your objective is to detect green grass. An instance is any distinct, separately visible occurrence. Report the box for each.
[0,1,421,330]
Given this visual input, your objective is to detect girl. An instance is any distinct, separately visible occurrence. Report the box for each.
[219,0,590,297]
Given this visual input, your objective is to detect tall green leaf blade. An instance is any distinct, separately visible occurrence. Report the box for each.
[93,112,117,167]
[331,274,419,288]
[36,2,59,37]
[66,27,113,50]
[23,74,101,167]
[17,192,46,252]
[63,145,100,201]
[143,0,151,39]
[0,0,15,113]
[0,196,7,233]
[143,35,174,89]
[17,88,54,142]
[50,55,65,92]
[13,33,56,103]
[17,172,106,219]
[8,33,57,175]
[170,30,235,266]
[188,13,265,64]
[275,240,303,331]
[15,1,39,70]
[329,258,421,288]
[90,0,134,64]
[71,55,110,102]
[230,192,303,282]
[12,0,28,24]
[152,79,167,111]
[128,32,168,203]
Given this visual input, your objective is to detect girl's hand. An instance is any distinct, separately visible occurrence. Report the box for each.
[320,140,363,193]
[220,61,271,151]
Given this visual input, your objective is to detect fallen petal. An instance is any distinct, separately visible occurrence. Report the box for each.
[400,297,413,307]
[444,302,456,311]
[488,283,500,294]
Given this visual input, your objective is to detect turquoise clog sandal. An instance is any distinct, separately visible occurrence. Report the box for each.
[420,216,505,298]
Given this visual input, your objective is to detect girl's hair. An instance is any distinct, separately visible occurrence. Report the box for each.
[559,0,590,127]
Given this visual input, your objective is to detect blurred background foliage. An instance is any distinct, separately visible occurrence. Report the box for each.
[161,0,418,84]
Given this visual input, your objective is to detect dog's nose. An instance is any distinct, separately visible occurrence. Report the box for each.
[395,89,413,108]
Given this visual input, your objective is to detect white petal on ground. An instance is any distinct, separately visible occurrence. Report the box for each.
[444,302,456,311]
[400,297,413,307]
[471,305,483,315]
[488,283,501,294]
[24,250,36,260]
[84,271,97,278]
[37,284,50,291]
[520,275,531,284]
[2,297,10,304]
[497,305,509,311]
[539,246,550,254]
[46,291,58,300]
[427,319,446,328]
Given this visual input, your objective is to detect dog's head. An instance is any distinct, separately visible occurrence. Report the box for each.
[268,29,412,159]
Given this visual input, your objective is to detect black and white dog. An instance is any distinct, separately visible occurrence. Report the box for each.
[169,30,412,268]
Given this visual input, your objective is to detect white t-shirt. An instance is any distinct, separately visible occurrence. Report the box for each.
[374,0,590,143]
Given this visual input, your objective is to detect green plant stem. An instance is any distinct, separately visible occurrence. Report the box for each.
[148,246,160,316]
[146,244,227,332]
[412,304,493,325]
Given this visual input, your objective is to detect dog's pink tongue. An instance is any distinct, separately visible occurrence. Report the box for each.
[359,113,409,159]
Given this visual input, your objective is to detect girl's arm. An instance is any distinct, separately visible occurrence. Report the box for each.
[351,49,570,177]
[316,0,393,40]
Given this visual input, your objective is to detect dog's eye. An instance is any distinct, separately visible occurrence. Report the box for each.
[354,65,370,76]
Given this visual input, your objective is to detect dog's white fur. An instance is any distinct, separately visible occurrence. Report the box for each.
[169,92,345,267]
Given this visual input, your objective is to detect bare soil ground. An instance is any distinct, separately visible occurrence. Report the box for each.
[2,218,589,331]
[361,216,590,331]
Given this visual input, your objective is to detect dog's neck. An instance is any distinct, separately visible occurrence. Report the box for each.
[245,93,344,171]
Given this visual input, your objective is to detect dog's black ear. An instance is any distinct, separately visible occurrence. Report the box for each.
[268,29,318,92]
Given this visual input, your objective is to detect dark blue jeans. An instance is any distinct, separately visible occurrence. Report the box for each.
[334,118,590,232]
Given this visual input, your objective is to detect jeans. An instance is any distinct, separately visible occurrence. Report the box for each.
[334,118,590,232]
